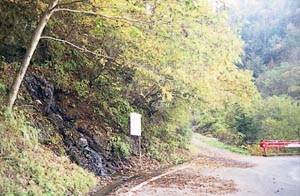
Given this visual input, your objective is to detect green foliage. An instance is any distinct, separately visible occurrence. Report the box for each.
[0,81,6,103]
[54,63,71,89]
[256,63,300,98]
[109,98,133,129]
[110,136,131,158]
[196,0,300,147]
[253,96,300,140]
[144,120,193,162]
[207,140,250,155]
[194,95,300,146]
[225,104,258,144]
[176,124,193,147]
[73,79,90,98]
[0,112,96,195]
[0,1,39,62]
[0,82,5,94]
[193,110,233,145]
[234,1,300,99]
[1,0,262,172]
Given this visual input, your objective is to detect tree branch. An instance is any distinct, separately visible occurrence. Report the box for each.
[40,36,144,68]
[56,0,84,7]
[40,36,116,60]
[53,8,150,24]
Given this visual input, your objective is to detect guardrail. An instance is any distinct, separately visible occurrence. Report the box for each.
[259,140,300,156]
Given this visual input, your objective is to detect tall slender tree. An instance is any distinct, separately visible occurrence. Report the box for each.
[7,0,58,110]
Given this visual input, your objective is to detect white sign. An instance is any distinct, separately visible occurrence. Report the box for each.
[130,112,142,136]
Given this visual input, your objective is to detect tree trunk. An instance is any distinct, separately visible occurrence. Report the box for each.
[6,0,58,111]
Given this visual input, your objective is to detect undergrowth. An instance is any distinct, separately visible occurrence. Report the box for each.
[0,110,96,195]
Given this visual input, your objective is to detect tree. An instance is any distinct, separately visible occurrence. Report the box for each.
[253,96,300,140]
[1,0,257,161]
[7,0,58,110]
[5,0,147,111]
[232,0,300,81]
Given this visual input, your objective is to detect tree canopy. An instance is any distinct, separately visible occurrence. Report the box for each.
[1,1,299,194]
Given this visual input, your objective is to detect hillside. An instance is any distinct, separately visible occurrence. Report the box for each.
[0,0,299,195]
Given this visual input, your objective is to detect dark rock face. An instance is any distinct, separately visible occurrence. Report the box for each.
[24,72,108,176]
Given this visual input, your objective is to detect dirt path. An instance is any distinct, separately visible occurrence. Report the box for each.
[108,135,300,196]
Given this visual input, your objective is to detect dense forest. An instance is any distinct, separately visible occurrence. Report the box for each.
[0,0,299,195]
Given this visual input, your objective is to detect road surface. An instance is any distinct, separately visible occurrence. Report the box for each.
[110,136,300,196]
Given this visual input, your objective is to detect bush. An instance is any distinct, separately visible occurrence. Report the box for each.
[225,103,258,144]
[254,96,300,140]
[110,136,131,158]
[245,144,264,156]
[0,111,96,195]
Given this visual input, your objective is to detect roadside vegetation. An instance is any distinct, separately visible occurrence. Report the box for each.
[195,134,250,155]
[0,0,299,194]
[194,1,300,152]
[0,110,96,195]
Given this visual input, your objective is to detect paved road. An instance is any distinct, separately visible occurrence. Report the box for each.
[111,135,300,196]
[202,156,300,196]
[193,135,300,196]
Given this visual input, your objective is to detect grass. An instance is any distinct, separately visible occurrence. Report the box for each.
[194,133,250,155]
[0,110,97,195]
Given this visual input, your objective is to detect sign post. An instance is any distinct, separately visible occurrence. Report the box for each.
[130,113,142,168]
